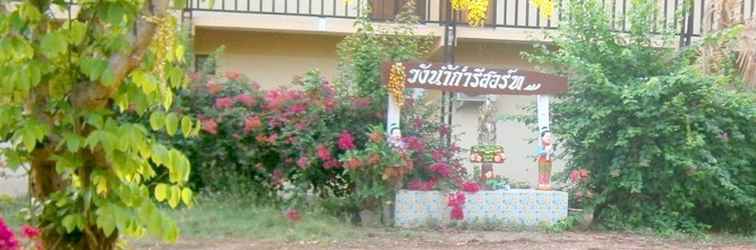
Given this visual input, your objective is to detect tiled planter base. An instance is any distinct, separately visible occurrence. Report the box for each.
[394,189,568,227]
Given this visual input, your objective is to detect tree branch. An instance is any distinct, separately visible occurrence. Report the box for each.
[70,0,170,109]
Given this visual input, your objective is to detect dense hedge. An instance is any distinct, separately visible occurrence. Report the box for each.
[527,0,756,234]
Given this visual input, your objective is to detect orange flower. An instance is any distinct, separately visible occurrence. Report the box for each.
[368,131,383,143]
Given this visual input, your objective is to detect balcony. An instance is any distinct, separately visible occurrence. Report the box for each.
[185,0,755,42]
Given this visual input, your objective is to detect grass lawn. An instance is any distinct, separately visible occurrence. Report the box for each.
[4,193,756,249]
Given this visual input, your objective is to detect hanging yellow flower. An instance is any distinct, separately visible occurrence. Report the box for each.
[466,0,489,27]
[530,0,554,18]
[388,63,406,107]
[450,0,554,26]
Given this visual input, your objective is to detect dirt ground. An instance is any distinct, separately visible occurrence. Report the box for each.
[134,229,756,250]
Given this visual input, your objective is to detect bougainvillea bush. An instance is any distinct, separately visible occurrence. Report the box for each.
[170,68,467,213]
[524,0,756,234]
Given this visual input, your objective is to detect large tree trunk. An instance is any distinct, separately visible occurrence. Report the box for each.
[31,146,120,250]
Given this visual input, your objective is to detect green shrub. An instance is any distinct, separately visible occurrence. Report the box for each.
[524,0,756,234]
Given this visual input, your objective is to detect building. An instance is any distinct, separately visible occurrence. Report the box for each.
[183,0,752,187]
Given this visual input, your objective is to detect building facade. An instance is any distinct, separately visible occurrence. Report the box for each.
[184,0,753,187]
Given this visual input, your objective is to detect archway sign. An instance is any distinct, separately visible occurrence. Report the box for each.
[382,61,568,137]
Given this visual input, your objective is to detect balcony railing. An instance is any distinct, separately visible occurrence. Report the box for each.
[186,0,756,37]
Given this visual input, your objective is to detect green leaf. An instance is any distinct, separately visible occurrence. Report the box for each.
[162,219,179,243]
[133,70,157,94]
[149,112,164,131]
[180,116,192,137]
[101,68,116,86]
[155,184,169,202]
[181,188,193,207]
[62,131,83,152]
[79,58,108,82]
[173,0,187,9]
[67,21,87,45]
[165,113,178,136]
[168,185,181,208]
[40,31,67,59]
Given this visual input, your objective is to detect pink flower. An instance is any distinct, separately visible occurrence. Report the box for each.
[408,179,436,191]
[431,150,445,162]
[450,207,464,220]
[206,80,223,95]
[250,81,261,90]
[271,169,284,187]
[323,99,336,111]
[201,119,218,135]
[439,125,450,136]
[323,159,339,169]
[570,169,590,183]
[337,131,356,151]
[20,225,40,239]
[413,118,423,129]
[430,162,451,177]
[462,182,480,193]
[297,157,309,169]
[267,134,278,144]
[351,97,370,109]
[214,97,235,109]
[235,94,256,107]
[189,72,201,81]
[286,209,301,222]
[316,145,332,161]
[224,71,240,80]
[0,218,19,250]
[243,116,262,133]
[265,90,287,110]
[402,136,424,152]
[288,103,306,114]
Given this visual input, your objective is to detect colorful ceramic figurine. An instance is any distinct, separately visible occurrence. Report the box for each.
[388,126,405,150]
[536,129,554,190]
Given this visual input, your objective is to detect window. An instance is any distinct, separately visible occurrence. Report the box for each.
[194,54,216,74]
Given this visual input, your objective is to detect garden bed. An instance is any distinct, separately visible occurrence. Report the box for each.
[394,189,568,227]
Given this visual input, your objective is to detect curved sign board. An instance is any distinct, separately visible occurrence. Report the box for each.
[383,62,568,95]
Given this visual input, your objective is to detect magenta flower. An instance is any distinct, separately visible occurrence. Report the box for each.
[0,218,19,250]
[337,131,356,151]
[462,182,481,193]
[450,206,464,220]
[286,209,301,222]
[214,97,235,109]
[430,162,451,177]
[20,225,40,239]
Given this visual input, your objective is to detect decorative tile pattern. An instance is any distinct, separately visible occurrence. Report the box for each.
[395,189,568,227]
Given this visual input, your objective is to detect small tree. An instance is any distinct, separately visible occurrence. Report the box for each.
[0,0,195,248]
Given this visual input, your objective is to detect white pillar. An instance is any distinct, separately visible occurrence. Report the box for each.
[387,95,401,134]
[537,95,550,132]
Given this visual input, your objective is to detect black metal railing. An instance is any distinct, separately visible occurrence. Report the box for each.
[186,0,756,37]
